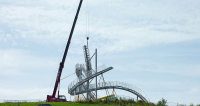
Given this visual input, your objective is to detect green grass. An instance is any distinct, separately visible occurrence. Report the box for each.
[0,102,123,106]
[0,100,156,106]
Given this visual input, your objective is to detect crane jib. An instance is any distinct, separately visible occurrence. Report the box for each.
[47,0,84,102]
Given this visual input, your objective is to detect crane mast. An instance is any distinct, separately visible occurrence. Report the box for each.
[47,0,83,102]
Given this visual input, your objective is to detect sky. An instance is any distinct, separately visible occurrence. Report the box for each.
[0,0,200,105]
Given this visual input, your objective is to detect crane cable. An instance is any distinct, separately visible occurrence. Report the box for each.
[61,72,75,80]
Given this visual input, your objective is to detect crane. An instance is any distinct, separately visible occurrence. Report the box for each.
[46,0,83,102]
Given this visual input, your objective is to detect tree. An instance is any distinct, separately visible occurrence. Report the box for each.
[157,98,167,106]
[189,104,194,106]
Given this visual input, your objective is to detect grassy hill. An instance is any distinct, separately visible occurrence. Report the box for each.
[0,102,130,106]
[0,98,168,106]
[0,101,153,106]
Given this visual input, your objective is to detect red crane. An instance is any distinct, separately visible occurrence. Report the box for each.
[46,0,83,102]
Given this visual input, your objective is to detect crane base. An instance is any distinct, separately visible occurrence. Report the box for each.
[46,95,67,102]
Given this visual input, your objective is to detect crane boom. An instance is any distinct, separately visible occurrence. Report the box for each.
[47,0,83,102]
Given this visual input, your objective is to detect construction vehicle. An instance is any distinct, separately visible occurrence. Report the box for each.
[46,0,83,102]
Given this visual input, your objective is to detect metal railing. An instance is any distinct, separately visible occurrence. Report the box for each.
[68,81,148,102]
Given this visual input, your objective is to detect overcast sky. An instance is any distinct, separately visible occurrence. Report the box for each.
[0,0,200,105]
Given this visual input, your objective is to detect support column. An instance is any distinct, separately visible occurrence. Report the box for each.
[95,49,98,100]
[87,80,89,100]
